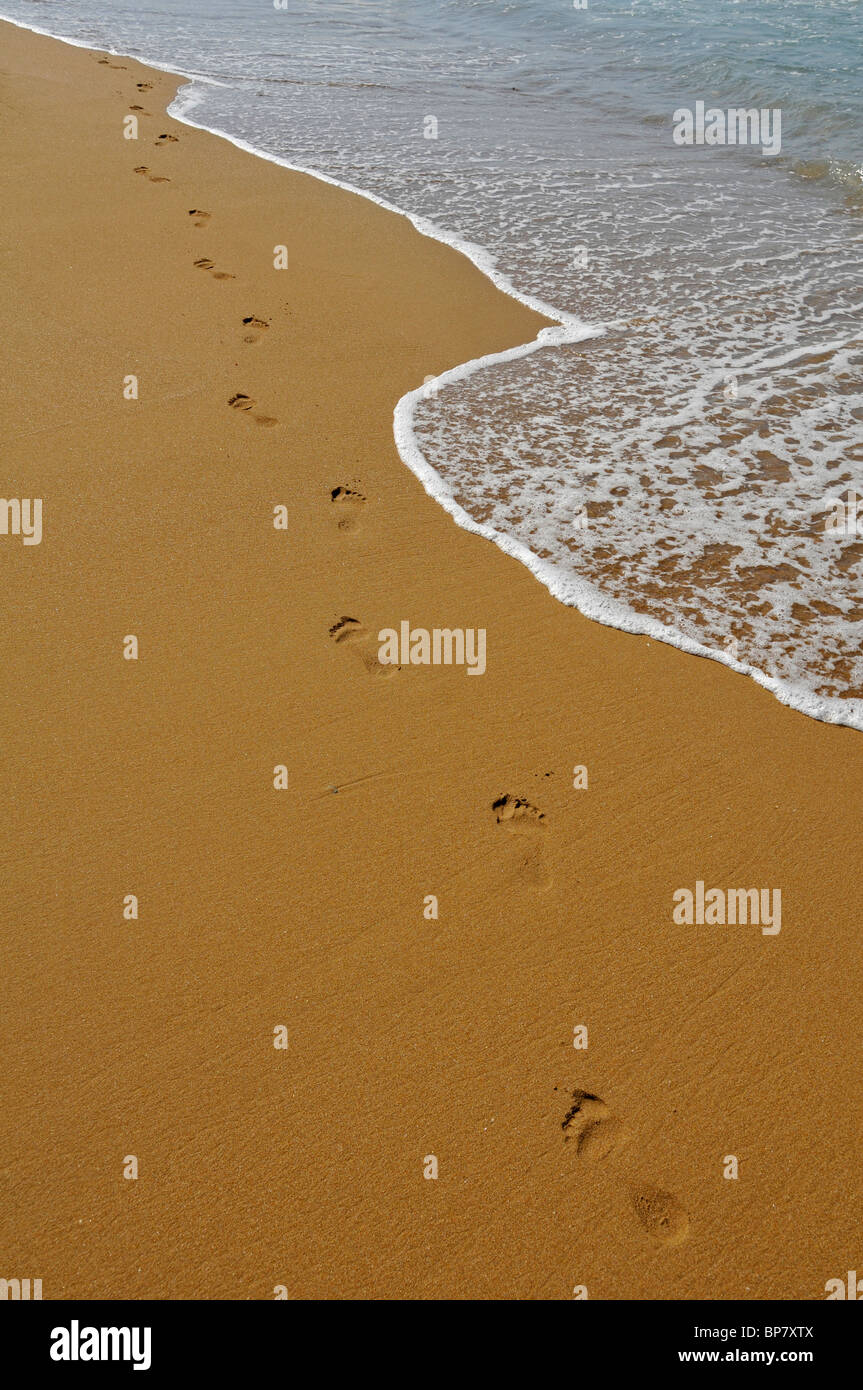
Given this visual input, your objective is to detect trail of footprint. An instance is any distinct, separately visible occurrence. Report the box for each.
[629,1184,690,1247]
[189,209,211,227]
[194,257,236,281]
[331,484,367,532]
[562,1090,625,1161]
[492,794,551,889]
[228,394,278,428]
[242,315,270,344]
[329,617,397,678]
[134,166,170,184]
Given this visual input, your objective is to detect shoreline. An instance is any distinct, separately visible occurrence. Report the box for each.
[2,12,859,733]
[1,19,861,1300]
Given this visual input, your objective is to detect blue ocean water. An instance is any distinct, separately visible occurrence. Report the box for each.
[4,0,862,724]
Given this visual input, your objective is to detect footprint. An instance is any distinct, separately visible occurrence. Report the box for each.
[331,484,367,532]
[194,257,236,281]
[562,1090,624,1161]
[137,82,153,91]
[492,794,551,888]
[155,133,179,144]
[227,394,278,427]
[329,617,397,678]
[630,1185,690,1247]
[493,794,545,830]
[189,209,211,227]
[134,166,170,184]
[242,315,270,344]
[559,1084,690,1247]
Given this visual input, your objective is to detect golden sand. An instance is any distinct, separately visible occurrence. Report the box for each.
[1,21,860,1299]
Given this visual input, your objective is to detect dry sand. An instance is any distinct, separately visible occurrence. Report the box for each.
[0,20,860,1300]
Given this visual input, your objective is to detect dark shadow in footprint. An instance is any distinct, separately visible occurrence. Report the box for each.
[331,484,367,532]
[630,1185,690,1247]
[137,82,153,91]
[329,616,364,644]
[156,133,179,144]
[492,794,551,888]
[329,616,397,678]
[562,1090,624,1161]
[189,209,211,227]
[228,394,277,427]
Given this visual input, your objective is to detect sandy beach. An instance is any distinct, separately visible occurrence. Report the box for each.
[1,19,861,1300]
